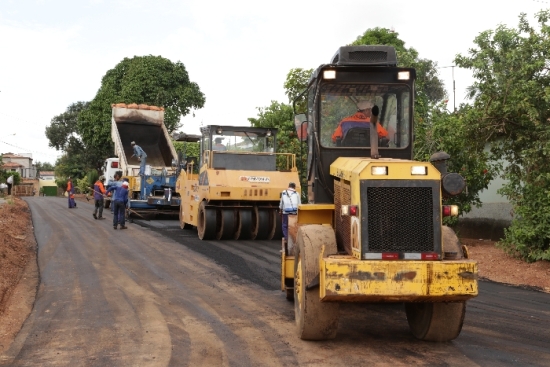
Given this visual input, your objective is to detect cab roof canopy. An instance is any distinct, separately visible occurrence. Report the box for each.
[330,45,397,67]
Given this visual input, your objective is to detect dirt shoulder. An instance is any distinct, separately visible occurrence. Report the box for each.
[0,196,549,355]
[0,197,38,355]
[463,238,550,293]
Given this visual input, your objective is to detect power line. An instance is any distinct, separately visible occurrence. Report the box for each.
[0,140,61,158]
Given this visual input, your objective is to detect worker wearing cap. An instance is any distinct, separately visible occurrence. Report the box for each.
[92,175,107,220]
[106,171,123,214]
[106,181,129,229]
[213,137,227,151]
[131,141,147,176]
[331,100,388,144]
[6,175,13,196]
[279,182,299,245]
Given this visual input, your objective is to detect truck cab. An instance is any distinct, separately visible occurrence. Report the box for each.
[103,158,120,187]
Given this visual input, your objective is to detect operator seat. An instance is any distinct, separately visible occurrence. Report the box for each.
[341,127,370,147]
[338,127,390,148]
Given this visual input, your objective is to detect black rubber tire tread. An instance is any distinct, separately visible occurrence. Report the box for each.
[216,209,236,240]
[405,301,466,342]
[232,209,241,240]
[236,209,253,240]
[442,225,464,259]
[294,225,339,340]
[197,201,216,240]
[251,207,270,240]
[266,208,278,240]
[273,209,283,240]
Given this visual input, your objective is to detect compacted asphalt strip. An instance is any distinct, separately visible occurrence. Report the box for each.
[0,197,549,366]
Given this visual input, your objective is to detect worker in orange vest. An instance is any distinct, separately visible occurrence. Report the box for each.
[93,176,107,219]
[67,177,77,209]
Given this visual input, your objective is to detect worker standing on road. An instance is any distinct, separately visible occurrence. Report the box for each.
[67,177,77,209]
[6,175,13,196]
[279,182,299,245]
[106,181,129,230]
[107,172,123,214]
[92,176,107,220]
[131,141,147,176]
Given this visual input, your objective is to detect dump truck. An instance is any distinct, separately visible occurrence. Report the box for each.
[176,125,300,240]
[281,45,478,341]
[108,103,180,214]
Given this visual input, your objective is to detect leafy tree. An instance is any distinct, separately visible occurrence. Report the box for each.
[351,27,446,115]
[248,29,493,214]
[45,101,89,150]
[173,141,200,160]
[54,152,86,182]
[46,102,104,177]
[78,55,205,160]
[0,171,21,185]
[34,161,55,177]
[284,68,313,109]
[248,101,308,198]
[76,175,91,195]
[455,11,550,261]
[352,28,493,218]
[414,102,497,223]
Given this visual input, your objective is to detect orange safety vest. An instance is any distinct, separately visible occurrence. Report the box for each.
[332,112,388,142]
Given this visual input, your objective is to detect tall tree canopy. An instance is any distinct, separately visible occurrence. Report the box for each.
[248,30,494,211]
[78,55,205,159]
[34,161,55,177]
[46,101,104,180]
[249,69,313,201]
[352,28,493,220]
[352,27,446,110]
[455,11,550,261]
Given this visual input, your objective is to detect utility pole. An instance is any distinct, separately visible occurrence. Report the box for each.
[440,65,456,112]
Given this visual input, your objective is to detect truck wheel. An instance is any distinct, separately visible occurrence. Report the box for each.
[294,225,339,340]
[235,209,252,240]
[216,209,235,240]
[405,301,466,342]
[272,208,283,240]
[442,226,464,259]
[197,201,216,240]
[251,206,270,240]
[266,208,278,240]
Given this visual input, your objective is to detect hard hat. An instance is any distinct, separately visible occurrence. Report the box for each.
[357,100,374,110]
[99,175,105,181]
[131,141,136,145]
[122,182,129,187]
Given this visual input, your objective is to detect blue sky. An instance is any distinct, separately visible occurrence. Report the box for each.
[0,0,546,164]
